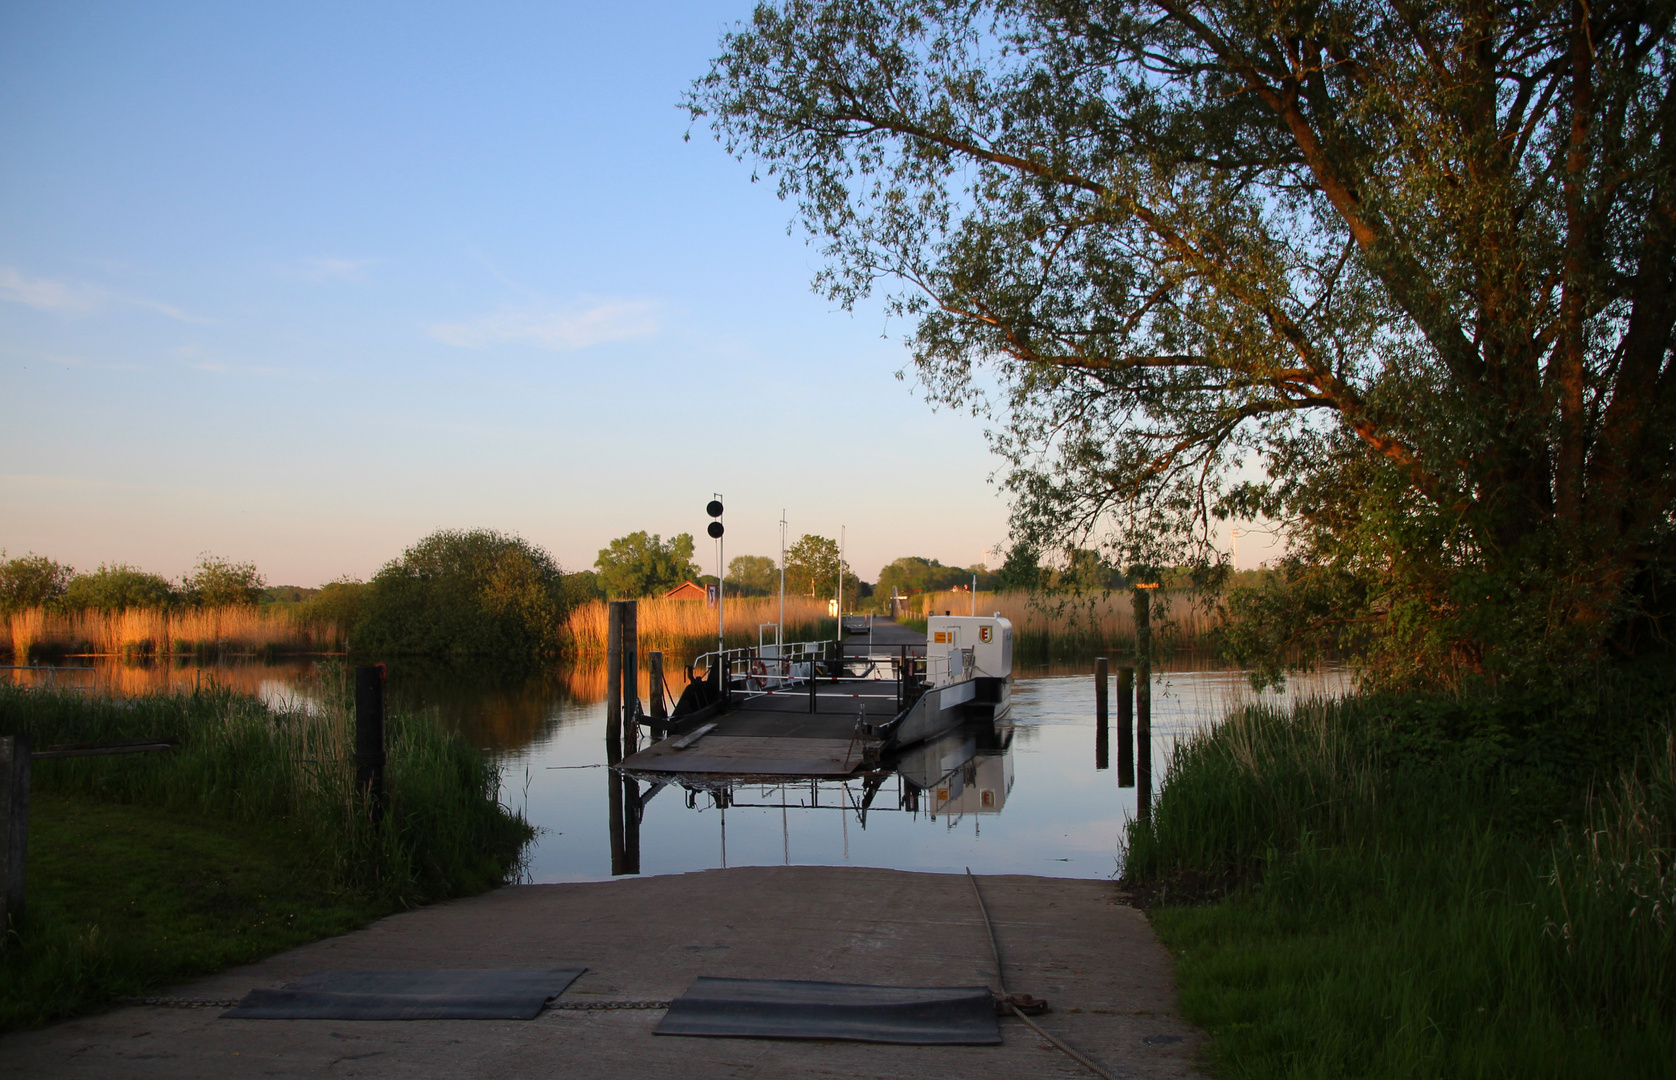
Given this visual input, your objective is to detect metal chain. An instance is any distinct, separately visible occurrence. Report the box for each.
[546,1000,671,1011]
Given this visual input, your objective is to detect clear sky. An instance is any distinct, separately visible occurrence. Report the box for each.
[0,1,1279,586]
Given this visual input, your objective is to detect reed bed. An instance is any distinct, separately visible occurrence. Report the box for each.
[907,589,1221,656]
[1126,687,1676,1076]
[0,675,530,905]
[563,596,834,661]
[4,606,344,660]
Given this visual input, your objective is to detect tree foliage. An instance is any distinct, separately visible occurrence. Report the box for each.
[690,0,1676,684]
[0,553,74,614]
[185,555,265,608]
[876,555,996,595]
[64,564,178,612]
[354,530,570,660]
[593,532,701,599]
[784,534,860,597]
[726,554,781,595]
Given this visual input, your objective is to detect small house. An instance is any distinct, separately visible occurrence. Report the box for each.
[663,581,708,602]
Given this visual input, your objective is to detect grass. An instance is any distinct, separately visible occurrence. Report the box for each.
[563,595,834,661]
[0,674,532,1031]
[2,793,378,1031]
[1123,675,1676,1078]
[5,605,343,660]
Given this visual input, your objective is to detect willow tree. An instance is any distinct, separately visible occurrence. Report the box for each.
[688,0,1676,683]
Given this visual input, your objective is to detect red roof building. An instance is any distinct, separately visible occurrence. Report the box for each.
[663,581,708,602]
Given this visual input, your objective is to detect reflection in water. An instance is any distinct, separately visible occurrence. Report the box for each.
[6,655,1349,880]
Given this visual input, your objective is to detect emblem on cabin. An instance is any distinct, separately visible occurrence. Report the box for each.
[979,626,993,643]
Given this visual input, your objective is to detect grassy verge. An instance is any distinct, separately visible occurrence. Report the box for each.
[2,793,379,1030]
[0,674,532,1031]
[1124,671,1676,1078]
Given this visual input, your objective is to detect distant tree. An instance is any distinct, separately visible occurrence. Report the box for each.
[875,556,994,596]
[560,569,606,609]
[785,534,859,598]
[299,577,369,632]
[354,529,569,660]
[726,554,779,596]
[594,532,700,598]
[261,585,321,604]
[996,545,1046,592]
[186,555,265,607]
[64,563,178,611]
[0,553,75,613]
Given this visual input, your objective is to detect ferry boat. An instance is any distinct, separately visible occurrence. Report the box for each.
[619,614,1013,778]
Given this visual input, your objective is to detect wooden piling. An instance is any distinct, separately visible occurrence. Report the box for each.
[648,651,666,736]
[1117,666,1135,788]
[605,601,623,766]
[1,735,29,933]
[622,600,639,754]
[1134,587,1154,818]
[1094,657,1109,771]
[353,665,386,820]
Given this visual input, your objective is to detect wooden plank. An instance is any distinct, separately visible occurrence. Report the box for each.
[32,739,175,759]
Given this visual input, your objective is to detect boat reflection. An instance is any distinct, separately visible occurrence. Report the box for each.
[607,716,1015,876]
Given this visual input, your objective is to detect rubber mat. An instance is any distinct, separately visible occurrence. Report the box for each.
[654,977,1000,1045]
[221,968,586,1020]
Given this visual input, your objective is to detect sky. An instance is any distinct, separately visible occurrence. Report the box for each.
[0,1,1281,587]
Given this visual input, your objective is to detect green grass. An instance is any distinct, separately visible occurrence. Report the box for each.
[1125,670,1676,1078]
[0,675,533,1031]
[2,792,378,1031]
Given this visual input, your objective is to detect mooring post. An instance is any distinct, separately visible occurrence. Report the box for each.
[1095,657,1109,771]
[1117,666,1135,788]
[622,600,639,755]
[1134,587,1153,819]
[809,654,818,714]
[648,650,666,737]
[605,601,624,765]
[1,735,30,934]
[353,665,386,820]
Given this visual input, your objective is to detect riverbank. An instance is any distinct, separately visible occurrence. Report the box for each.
[0,682,532,1031]
[1123,673,1676,1078]
[0,866,1202,1079]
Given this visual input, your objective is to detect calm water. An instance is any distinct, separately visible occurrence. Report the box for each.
[6,657,1347,881]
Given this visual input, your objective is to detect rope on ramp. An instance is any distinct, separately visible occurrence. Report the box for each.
[966,868,1122,1080]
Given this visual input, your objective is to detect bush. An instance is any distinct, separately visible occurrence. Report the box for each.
[352,530,569,660]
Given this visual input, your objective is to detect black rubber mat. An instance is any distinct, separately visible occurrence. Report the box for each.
[654,977,1000,1045]
[221,968,585,1020]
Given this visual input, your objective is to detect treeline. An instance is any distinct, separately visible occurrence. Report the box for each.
[0,553,269,613]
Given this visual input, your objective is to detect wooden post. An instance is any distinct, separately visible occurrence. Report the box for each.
[1117,666,1135,788]
[1,736,30,933]
[648,651,666,737]
[353,666,386,820]
[809,655,818,714]
[1095,657,1109,770]
[1134,588,1153,818]
[605,601,623,766]
[622,600,639,755]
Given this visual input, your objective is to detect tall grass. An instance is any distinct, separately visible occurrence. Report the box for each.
[0,674,530,905]
[905,588,1220,658]
[5,605,344,660]
[563,596,833,661]
[1125,684,1676,1077]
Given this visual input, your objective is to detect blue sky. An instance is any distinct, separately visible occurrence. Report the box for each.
[0,1,1278,587]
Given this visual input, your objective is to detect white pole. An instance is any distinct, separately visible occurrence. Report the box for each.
[971,573,977,616]
[716,491,725,656]
[838,526,845,636]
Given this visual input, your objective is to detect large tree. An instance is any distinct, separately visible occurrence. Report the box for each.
[594,531,701,599]
[689,0,1676,683]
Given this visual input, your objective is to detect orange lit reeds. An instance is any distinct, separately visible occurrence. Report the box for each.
[911,588,1220,652]
[2,605,346,659]
[563,595,833,663]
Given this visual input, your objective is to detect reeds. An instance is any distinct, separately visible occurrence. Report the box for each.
[906,588,1221,656]
[0,674,530,905]
[563,596,834,662]
[1126,688,1676,1075]
[4,606,344,660]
